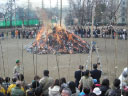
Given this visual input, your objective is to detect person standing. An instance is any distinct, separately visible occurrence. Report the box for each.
[74,65,84,88]
[13,60,23,78]
[39,70,54,96]
[90,64,102,83]
[78,70,94,90]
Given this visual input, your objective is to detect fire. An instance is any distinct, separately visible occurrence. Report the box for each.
[29,24,90,54]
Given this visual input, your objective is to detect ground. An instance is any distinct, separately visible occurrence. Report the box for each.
[0,35,128,86]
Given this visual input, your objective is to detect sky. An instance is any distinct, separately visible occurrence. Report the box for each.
[1,0,69,8]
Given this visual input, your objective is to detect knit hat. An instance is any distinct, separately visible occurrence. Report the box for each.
[16,60,20,63]
[93,87,101,95]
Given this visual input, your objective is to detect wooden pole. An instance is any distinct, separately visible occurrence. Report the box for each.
[56,55,60,79]
[60,0,62,26]
[0,39,5,77]
[90,3,95,70]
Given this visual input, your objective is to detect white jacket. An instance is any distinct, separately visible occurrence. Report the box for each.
[119,67,128,89]
[48,86,60,96]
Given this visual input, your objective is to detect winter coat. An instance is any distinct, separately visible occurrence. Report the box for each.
[48,86,60,96]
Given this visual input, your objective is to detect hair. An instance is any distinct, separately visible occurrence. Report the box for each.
[79,65,84,70]
[102,79,109,88]
[124,91,128,96]
[89,93,97,96]
[34,75,40,81]
[62,88,72,96]
[68,81,76,94]
[113,79,120,88]
[83,87,90,95]
[32,80,39,89]
[5,77,10,83]
[43,70,49,76]
[60,77,66,85]
[17,74,24,81]
[84,70,90,77]
[51,79,60,88]
[12,77,17,83]
[93,64,97,69]
[35,87,42,96]
[0,77,4,84]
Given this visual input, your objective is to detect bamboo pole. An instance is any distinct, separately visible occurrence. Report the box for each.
[68,54,71,81]
[56,54,60,79]
[90,3,95,70]
[0,39,5,77]
[60,0,62,26]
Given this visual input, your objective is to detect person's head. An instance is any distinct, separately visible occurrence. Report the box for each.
[5,77,10,83]
[79,65,84,70]
[52,79,60,88]
[113,79,120,88]
[93,64,97,69]
[43,70,49,76]
[102,79,109,88]
[35,87,43,96]
[12,77,17,83]
[0,77,4,84]
[61,88,72,96]
[84,70,90,77]
[16,80,22,88]
[89,93,97,96]
[60,77,66,85]
[83,87,90,95]
[16,60,20,66]
[32,80,39,89]
[17,74,24,81]
[68,81,76,94]
[93,87,102,96]
[34,75,40,81]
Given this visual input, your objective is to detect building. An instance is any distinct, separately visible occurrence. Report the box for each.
[116,0,127,24]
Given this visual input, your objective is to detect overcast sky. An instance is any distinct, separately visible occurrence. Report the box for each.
[1,0,69,8]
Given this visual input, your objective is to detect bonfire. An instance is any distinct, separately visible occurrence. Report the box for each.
[27,25,90,54]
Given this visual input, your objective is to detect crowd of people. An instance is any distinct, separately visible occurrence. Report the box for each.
[0,60,128,96]
[70,26,127,40]
[0,26,127,40]
[0,28,39,40]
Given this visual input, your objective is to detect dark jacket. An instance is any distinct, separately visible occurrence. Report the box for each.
[74,70,84,87]
[90,69,101,83]
[100,85,109,96]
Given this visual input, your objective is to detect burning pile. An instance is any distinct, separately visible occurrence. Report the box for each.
[27,25,90,54]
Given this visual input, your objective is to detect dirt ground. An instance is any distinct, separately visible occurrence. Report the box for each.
[0,35,128,85]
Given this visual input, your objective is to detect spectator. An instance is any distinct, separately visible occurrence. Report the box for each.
[48,79,60,96]
[2,77,11,90]
[11,80,25,96]
[107,79,121,96]
[39,70,54,96]
[90,64,102,83]
[26,80,40,96]
[78,70,94,90]
[61,88,72,96]
[0,77,6,95]
[7,77,24,96]
[74,65,84,87]
[68,81,79,96]
[100,79,110,96]
[92,87,102,96]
